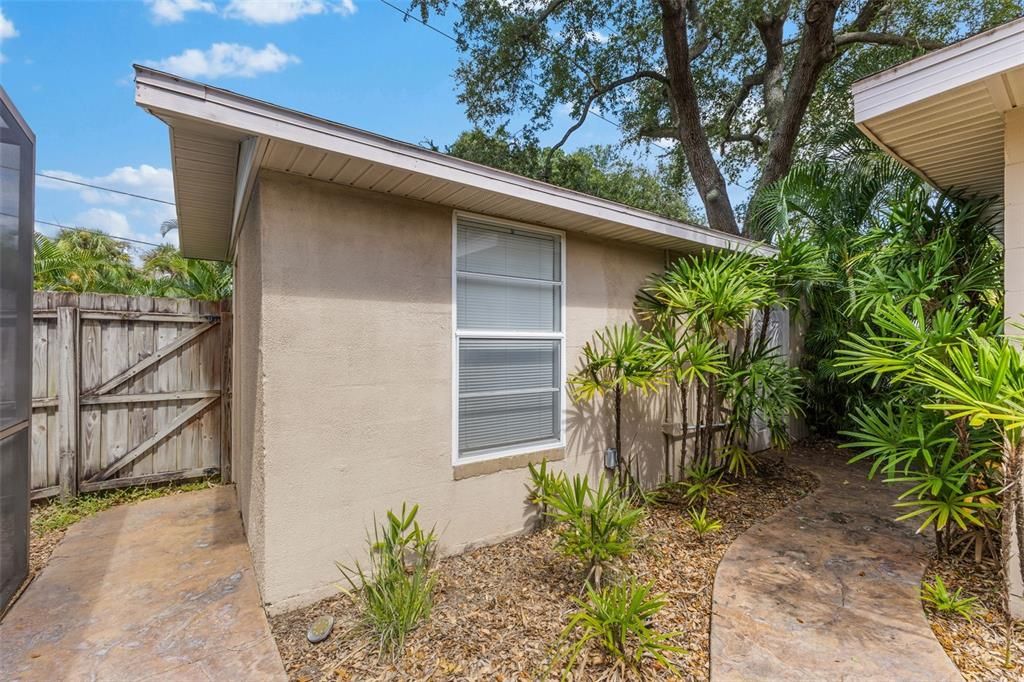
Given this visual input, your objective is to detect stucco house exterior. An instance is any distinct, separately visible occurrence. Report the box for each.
[852,16,1024,617]
[133,66,775,611]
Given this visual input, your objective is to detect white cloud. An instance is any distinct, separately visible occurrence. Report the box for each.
[40,165,179,247]
[224,0,355,24]
[584,30,609,44]
[0,9,18,40]
[145,0,216,23]
[146,42,299,79]
[39,165,175,204]
[75,208,134,239]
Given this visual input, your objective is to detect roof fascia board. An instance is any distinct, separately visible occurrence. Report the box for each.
[853,18,1024,123]
[228,135,266,261]
[135,67,773,257]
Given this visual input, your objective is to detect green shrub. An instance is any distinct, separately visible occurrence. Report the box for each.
[683,458,735,506]
[687,507,722,540]
[554,577,683,678]
[337,504,438,656]
[920,575,977,621]
[544,474,645,587]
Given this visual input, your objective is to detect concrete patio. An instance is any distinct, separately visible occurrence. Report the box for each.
[711,445,962,681]
[0,486,285,681]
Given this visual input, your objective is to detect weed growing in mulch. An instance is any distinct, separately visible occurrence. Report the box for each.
[924,553,1023,681]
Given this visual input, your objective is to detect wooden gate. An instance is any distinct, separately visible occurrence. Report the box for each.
[30,292,232,500]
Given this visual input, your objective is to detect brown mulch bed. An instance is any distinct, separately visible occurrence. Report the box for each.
[270,452,818,681]
[924,553,1024,680]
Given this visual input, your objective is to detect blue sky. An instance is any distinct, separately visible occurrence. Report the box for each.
[1,0,629,250]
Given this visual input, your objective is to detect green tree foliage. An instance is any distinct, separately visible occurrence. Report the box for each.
[415,0,1019,233]
[442,128,697,221]
[33,228,232,301]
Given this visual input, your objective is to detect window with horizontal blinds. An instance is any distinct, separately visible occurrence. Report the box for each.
[455,217,564,460]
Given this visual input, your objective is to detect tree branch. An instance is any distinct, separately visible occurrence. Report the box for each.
[722,132,766,154]
[686,0,711,61]
[834,31,945,49]
[542,70,670,178]
[720,70,765,143]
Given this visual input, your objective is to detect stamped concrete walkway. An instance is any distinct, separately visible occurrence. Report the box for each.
[0,486,285,681]
[711,445,962,681]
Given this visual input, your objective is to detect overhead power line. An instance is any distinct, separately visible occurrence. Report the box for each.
[36,172,176,206]
[35,219,168,249]
[375,0,672,154]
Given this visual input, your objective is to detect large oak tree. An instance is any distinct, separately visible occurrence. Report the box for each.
[416,0,1021,235]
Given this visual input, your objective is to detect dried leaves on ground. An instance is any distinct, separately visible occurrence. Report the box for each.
[925,553,1024,681]
[270,453,817,681]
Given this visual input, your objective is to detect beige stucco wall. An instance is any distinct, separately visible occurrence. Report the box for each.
[232,185,267,589]
[236,170,670,609]
[1004,106,1024,618]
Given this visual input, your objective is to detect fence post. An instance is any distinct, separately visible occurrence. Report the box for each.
[56,303,80,500]
[219,298,232,484]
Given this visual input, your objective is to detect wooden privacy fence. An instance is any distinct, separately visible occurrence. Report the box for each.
[30,292,232,500]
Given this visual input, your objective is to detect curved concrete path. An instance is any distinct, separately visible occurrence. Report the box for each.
[711,445,961,681]
[0,486,285,681]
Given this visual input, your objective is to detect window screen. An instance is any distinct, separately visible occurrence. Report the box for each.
[455,218,564,459]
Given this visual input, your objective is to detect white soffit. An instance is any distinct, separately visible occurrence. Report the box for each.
[134,66,772,262]
[852,18,1024,236]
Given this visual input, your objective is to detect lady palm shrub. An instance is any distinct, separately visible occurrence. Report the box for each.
[637,246,806,474]
[543,474,645,587]
[337,504,438,657]
[554,577,683,678]
[569,323,662,489]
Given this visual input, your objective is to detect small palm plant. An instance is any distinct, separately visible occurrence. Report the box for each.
[553,577,683,679]
[687,507,723,541]
[570,323,662,489]
[543,474,645,587]
[920,575,978,621]
[682,457,735,506]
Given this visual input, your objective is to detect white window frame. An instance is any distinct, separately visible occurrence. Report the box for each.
[451,210,567,466]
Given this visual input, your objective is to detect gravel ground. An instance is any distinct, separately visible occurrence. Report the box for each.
[270,451,817,681]
[924,552,1024,680]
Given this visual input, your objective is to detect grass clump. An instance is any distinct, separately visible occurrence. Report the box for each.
[337,503,438,657]
[32,478,217,536]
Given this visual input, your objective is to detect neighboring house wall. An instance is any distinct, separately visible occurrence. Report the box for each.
[232,186,267,589]
[237,171,669,610]
[1005,106,1024,618]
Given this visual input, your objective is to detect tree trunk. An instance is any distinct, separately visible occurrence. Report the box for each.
[705,375,717,460]
[658,0,739,235]
[679,379,689,478]
[1005,436,1024,618]
[615,385,624,489]
[750,0,842,208]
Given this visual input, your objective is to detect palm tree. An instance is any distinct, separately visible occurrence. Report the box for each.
[570,323,662,489]
[141,245,232,301]
[33,229,144,293]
